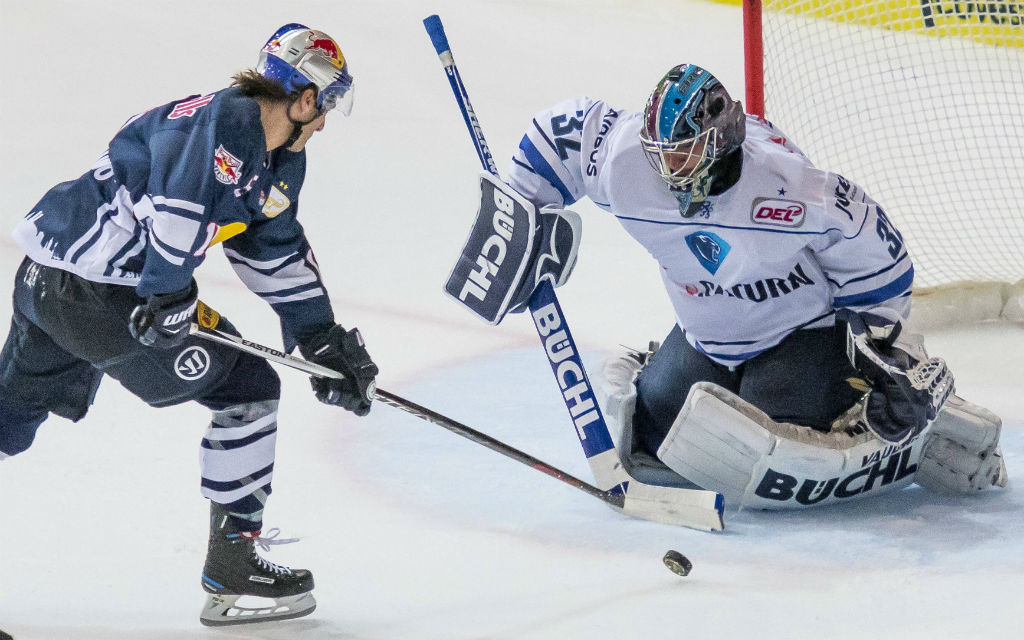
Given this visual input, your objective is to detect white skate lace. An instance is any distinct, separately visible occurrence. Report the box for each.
[250,528,301,575]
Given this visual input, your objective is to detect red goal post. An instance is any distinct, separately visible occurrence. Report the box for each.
[743,0,1024,326]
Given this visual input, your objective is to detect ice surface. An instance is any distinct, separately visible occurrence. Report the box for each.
[1,1,1021,638]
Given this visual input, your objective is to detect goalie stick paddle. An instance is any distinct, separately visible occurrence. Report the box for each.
[188,323,628,509]
[422,14,724,531]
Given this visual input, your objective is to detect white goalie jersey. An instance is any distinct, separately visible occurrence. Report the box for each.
[506,98,914,365]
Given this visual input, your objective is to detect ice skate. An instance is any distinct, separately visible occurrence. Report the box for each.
[199,503,315,627]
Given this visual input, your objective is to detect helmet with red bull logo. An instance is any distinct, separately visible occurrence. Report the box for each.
[257,23,354,116]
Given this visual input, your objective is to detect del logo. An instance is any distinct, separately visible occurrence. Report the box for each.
[685,231,730,275]
[213,145,243,185]
[174,346,211,381]
[751,198,805,227]
[262,186,290,218]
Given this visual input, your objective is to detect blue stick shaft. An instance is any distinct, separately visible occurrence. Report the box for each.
[423,15,498,175]
[423,15,619,468]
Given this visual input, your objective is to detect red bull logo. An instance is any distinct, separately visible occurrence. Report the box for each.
[305,32,345,69]
[213,144,243,185]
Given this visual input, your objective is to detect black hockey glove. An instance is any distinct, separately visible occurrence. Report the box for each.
[837,309,953,444]
[301,325,378,416]
[129,280,199,348]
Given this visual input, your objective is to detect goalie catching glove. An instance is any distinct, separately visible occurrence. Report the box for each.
[300,325,378,416]
[445,172,581,324]
[837,308,953,444]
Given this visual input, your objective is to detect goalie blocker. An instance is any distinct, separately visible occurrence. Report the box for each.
[445,173,581,325]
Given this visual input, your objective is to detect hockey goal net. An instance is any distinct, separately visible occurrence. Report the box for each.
[743,0,1024,326]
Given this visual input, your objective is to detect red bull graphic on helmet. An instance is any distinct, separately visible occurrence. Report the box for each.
[213,144,243,185]
[305,32,346,69]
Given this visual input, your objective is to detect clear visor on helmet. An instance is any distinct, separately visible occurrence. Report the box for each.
[640,128,717,187]
[319,79,355,116]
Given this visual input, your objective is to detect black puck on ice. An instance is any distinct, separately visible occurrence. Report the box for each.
[662,550,692,576]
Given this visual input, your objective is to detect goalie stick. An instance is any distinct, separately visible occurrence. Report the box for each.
[422,14,724,531]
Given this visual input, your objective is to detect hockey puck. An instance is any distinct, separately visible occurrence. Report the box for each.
[662,550,692,577]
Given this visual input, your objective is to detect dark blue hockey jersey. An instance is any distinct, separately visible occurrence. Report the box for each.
[14,87,334,348]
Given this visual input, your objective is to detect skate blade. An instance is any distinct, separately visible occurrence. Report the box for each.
[199,592,316,627]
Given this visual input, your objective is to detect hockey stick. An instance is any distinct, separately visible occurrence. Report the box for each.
[188,323,625,509]
[423,15,724,531]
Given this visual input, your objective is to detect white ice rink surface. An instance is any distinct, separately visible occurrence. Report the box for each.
[1,1,1022,638]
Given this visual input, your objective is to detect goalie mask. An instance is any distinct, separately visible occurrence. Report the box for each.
[640,64,745,216]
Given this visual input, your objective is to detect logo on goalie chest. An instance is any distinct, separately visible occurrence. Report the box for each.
[751,198,805,227]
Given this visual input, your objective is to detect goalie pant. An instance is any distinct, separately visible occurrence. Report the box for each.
[632,322,865,456]
[0,258,283,531]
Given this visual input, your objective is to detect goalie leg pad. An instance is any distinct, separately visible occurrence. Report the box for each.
[916,395,1007,494]
[656,383,925,509]
[595,346,700,489]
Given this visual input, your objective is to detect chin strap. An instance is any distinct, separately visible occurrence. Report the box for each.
[283,98,320,148]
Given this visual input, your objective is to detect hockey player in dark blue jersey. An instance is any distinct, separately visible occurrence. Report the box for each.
[0,24,374,626]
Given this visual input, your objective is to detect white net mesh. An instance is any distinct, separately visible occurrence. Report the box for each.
[759,0,1024,288]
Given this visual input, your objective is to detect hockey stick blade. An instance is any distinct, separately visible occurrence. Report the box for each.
[619,479,724,531]
[586,449,724,531]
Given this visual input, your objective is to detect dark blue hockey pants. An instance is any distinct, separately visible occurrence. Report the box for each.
[0,258,282,529]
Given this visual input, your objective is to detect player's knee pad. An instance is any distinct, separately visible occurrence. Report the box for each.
[655,383,925,509]
[199,399,279,522]
[916,395,1007,494]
